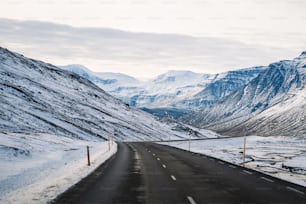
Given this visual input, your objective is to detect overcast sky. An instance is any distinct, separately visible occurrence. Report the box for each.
[0,0,305,79]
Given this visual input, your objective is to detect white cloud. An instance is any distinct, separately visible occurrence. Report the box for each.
[0,18,303,78]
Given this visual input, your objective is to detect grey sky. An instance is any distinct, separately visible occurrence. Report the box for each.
[0,0,305,78]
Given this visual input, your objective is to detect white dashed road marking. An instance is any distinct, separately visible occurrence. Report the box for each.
[187,196,197,204]
[171,175,176,181]
[162,164,166,168]
[242,170,253,175]
[157,158,160,161]
[286,186,305,195]
[229,165,236,169]
[260,177,274,183]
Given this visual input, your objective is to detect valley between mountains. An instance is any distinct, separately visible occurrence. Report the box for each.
[63,51,306,137]
[0,47,305,203]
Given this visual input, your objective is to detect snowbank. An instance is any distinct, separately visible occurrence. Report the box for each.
[0,133,117,204]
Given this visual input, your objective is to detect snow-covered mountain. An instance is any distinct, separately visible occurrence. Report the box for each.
[0,47,205,142]
[62,65,265,117]
[129,70,212,108]
[171,67,266,110]
[138,68,267,120]
[61,64,141,93]
[60,66,213,107]
[58,53,306,137]
[183,52,306,137]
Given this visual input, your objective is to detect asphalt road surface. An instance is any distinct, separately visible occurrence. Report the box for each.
[53,142,306,204]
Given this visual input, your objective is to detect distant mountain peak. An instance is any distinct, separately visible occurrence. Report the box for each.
[61,64,92,74]
[64,64,88,69]
[300,51,306,57]
[165,70,199,75]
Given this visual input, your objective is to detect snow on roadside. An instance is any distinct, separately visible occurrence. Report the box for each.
[0,132,117,204]
[159,136,306,187]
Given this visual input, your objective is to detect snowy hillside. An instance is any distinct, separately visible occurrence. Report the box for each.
[0,132,117,204]
[243,87,306,137]
[0,47,187,141]
[184,52,306,137]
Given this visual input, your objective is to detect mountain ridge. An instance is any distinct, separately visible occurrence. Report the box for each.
[61,52,306,137]
[61,64,265,113]
[182,52,306,137]
[1,47,217,141]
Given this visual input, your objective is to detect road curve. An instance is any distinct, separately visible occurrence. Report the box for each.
[52,142,306,204]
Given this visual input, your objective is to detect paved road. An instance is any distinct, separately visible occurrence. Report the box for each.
[53,142,306,204]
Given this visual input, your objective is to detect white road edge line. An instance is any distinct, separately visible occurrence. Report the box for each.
[171,175,176,181]
[218,161,224,164]
[229,165,236,169]
[242,170,253,175]
[162,164,166,168]
[187,196,197,204]
[286,186,305,195]
[260,177,274,183]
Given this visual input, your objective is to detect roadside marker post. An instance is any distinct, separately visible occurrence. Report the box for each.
[108,135,111,151]
[112,129,117,146]
[243,128,246,167]
[189,131,191,152]
[87,145,91,166]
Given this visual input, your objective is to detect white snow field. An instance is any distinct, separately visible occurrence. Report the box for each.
[0,132,117,204]
[160,136,306,187]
